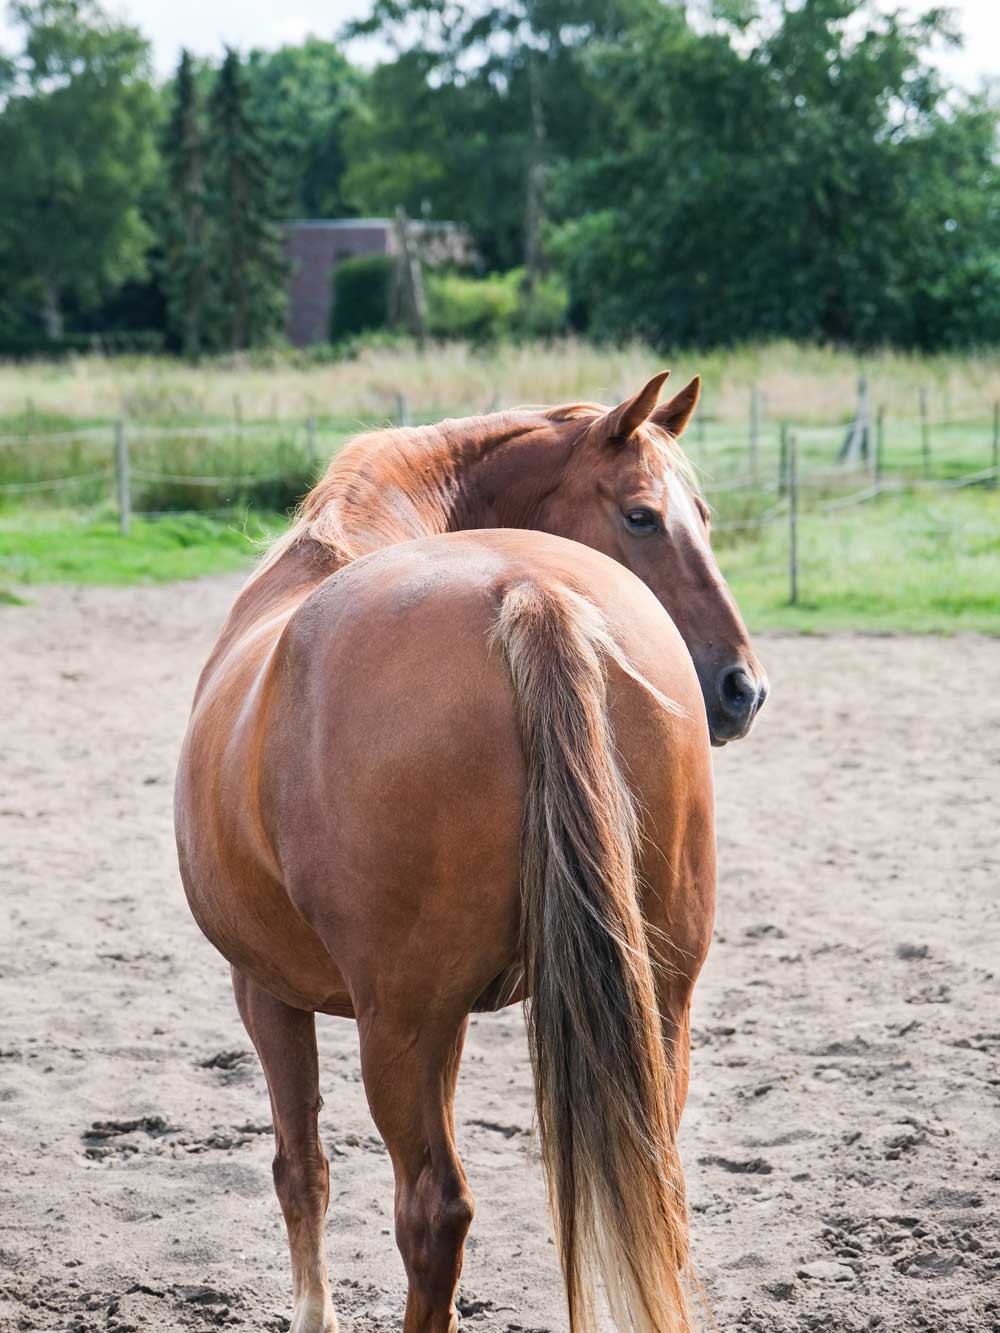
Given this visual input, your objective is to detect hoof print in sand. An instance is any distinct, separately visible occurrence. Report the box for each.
[198,1049,256,1080]
[82,1116,181,1162]
[700,1154,774,1175]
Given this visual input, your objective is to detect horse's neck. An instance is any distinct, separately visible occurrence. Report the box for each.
[333,416,572,552]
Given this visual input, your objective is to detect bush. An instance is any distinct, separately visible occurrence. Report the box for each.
[330,254,395,341]
[425,271,520,342]
[425,268,568,343]
[515,271,570,339]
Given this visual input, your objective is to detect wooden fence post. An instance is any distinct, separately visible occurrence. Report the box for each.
[395,391,411,427]
[749,385,761,482]
[919,387,930,478]
[114,419,130,536]
[788,432,798,606]
[992,401,999,490]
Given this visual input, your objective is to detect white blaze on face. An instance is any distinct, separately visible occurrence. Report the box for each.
[665,470,710,553]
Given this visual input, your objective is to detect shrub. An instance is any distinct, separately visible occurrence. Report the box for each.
[330,254,395,341]
[425,271,519,342]
[425,268,568,343]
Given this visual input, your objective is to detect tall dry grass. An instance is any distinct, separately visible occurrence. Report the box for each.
[3,339,1000,427]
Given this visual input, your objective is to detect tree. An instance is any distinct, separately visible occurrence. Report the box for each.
[0,0,158,338]
[204,47,287,351]
[245,39,363,218]
[162,49,210,357]
[550,0,1000,349]
[344,1,656,272]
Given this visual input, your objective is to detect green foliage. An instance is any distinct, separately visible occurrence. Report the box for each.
[161,49,210,357]
[0,0,159,336]
[330,254,396,340]
[517,271,570,339]
[552,1,1000,349]
[203,49,287,352]
[425,271,520,342]
[424,269,568,342]
[2,0,999,355]
[245,39,363,218]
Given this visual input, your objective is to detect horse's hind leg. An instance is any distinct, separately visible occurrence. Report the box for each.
[232,967,337,1333]
[358,1007,473,1333]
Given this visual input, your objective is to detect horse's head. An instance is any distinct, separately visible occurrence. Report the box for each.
[547,371,767,744]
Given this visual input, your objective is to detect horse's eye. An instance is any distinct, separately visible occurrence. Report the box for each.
[624,508,659,534]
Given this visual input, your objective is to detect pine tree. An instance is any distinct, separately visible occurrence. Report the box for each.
[162,50,209,358]
[205,48,286,352]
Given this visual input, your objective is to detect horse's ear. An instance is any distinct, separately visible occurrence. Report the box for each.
[652,375,701,437]
[603,370,671,442]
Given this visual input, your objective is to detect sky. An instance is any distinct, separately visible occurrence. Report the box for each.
[1,0,998,86]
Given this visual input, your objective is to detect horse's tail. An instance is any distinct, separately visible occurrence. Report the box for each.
[492,580,692,1333]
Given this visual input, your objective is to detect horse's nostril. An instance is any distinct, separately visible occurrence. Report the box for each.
[719,666,757,720]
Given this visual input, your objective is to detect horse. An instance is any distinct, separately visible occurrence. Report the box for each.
[174,370,766,1333]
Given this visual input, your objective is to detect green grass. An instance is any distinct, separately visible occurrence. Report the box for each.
[1,341,997,633]
[0,507,283,589]
[1,489,996,635]
[720,489,1000,634]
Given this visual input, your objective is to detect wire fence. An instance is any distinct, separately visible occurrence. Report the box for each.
[1,389,998,606]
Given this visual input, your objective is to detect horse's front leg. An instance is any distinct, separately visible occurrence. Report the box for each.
[357,1005,474,1333]
[232,967,337,1333]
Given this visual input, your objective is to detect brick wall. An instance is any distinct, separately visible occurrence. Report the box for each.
[285,221,395,347]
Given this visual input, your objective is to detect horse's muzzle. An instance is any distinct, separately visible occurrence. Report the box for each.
[708,664,768,744]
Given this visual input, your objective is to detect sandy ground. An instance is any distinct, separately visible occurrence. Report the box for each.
[1,576,998,1333]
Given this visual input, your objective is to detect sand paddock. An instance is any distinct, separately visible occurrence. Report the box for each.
[1,576,997,1332]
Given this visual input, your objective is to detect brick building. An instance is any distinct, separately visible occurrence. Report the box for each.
[285,219,396,347]
[285,218,474,347]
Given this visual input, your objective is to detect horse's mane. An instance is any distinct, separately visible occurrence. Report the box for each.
[256,402,695,577]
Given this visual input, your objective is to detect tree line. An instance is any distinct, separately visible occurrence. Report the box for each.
[1,0,998,356]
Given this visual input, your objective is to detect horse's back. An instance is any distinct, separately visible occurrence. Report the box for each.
[179,529,713,1015]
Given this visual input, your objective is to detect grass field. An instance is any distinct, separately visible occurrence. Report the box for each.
[1,341,998,633]
[3,339,1000,424]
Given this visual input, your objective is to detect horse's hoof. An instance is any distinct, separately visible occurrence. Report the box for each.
[289,1294,338,1333]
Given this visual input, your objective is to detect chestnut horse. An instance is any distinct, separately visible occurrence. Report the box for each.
[175,371,766,1333]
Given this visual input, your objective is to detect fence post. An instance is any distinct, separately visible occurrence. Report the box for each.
[788,432,798,606]
[114,419,130,536]
[778,422,788,495]
[875,406,885,483]
[992,401,999,490]
[749,385,760,482]
[395,391,411,427]
[919,387,930,478]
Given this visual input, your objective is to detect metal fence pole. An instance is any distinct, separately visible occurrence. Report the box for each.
[919,387,930,478]
[788,432,798,606]
[875,407,885,483]
[749,385,760,482]
[114,419,130,536]
[778,422,788,496]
